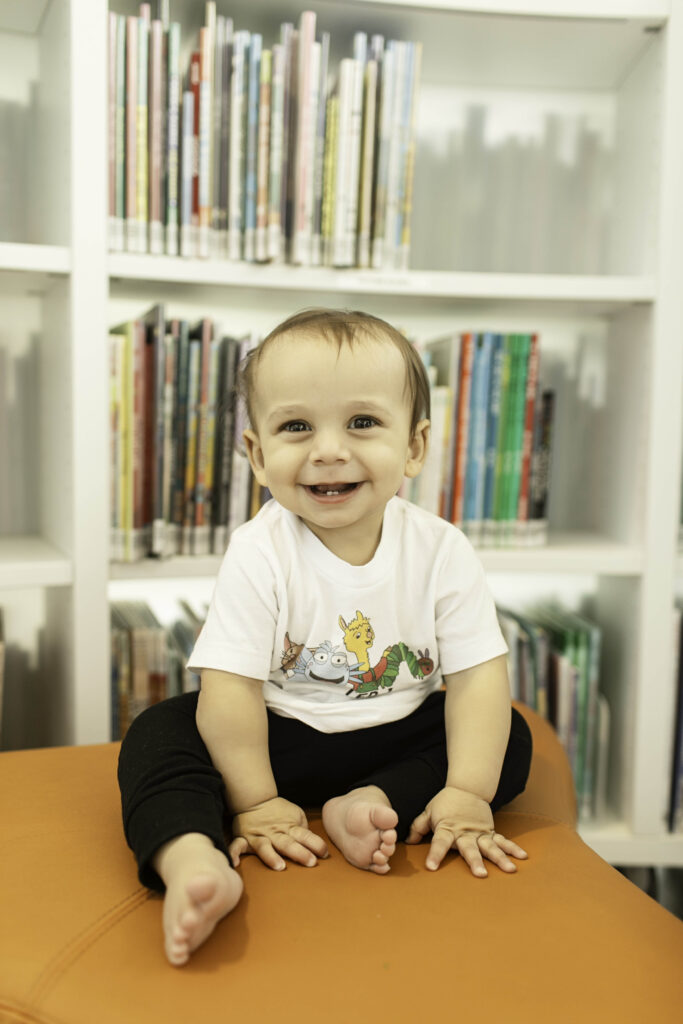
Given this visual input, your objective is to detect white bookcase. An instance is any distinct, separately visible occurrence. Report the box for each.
[1,0,682,868]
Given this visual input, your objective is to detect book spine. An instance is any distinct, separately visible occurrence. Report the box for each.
[504,334,530,546]
[357,59,377,269]
[148,20,164,254]
[491,335,513,546]
[190,50,201,254]
[183,340,201,553]
[108,14,118,250]
[161,334,175,556]
[482,334,504,546]
[192,321,213,555]
[279,24,296,263]
[292,11,316,265]
[244,33,262,263]
[463,333,493,545]
[165,22,181,256]
[383,41,406,270]
[399,41,422,270]
[332,59,354,266]
[256,49,272,262]
[180,90,195,257]
[528,390,555,546]
[321,92,338,267]
[311,32,330,266]
[136,16,149,254]
[498,335,521,547]
[210,15,225,256]
[267,43,285,261]
[218,22,233,257]
[125,16,138,252]
[204,339,221,550]
[228,31,249,260]
[371,45,395,269]
[344,57,364,267]
[198,26,213,258]
[133,321,147,559]
[451,333,475,528]
[170,321,189,553]
[516,333,540,545]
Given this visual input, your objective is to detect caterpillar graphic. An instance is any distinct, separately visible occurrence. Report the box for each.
[347,642,434,698]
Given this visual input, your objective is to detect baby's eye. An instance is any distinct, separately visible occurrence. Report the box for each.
[349,415,378,430]
[281,420,310,433]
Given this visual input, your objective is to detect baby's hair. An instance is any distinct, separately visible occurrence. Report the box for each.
[238,307,431,436]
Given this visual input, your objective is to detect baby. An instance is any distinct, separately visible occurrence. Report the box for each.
[118,307,532,966]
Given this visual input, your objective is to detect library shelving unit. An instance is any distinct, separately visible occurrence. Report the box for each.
[1,0,683,869]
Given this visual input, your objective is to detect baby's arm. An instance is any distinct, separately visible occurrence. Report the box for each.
[196,669,328,870]
[406,654,527,875]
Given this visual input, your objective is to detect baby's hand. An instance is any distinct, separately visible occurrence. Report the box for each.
[405,786,528,876]
[230,796,329,871]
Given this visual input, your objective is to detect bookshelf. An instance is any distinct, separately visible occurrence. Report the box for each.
[1,0,683,868]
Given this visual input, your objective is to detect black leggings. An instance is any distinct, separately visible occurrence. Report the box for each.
[118,690,533,891]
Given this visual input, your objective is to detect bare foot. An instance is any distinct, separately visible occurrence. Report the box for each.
[322,786,399,875]
[153,833,244,967]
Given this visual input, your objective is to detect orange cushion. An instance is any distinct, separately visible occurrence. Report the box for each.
[1,705,682,1023]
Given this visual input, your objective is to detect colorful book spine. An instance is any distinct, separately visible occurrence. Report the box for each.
[228,31,249,261]
[256,49,272,262]
[451,333,475,528]
[516,333,540,544]
[292,10,317,265]
[125,16,138,252]
[180,89,195,257]
[463,333,494,544]
[371,44,395,269]
[148,19,164,254]
[197,26,213,259]
[311,32,330,266]
[482,334,504,545]
[267,42,286,261]
[357,58,378,269]
[136,14,149,253]
[502,334,530,546]
[165,21,181,256]
[244,33,262,262]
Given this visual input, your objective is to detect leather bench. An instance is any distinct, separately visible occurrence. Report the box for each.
[2,704,682,1023]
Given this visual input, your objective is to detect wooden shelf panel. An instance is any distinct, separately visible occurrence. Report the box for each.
[580,820,683,867]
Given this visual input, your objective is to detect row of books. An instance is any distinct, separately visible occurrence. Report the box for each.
[668,603,683,833]
[498,603,607,823]
[109,305,259,562]
[111,599,203,740]
[108,2,421,270]
[408,332,555,547]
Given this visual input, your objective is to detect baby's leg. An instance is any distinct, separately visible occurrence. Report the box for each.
[322,786,398,875]
[118,694,241,964]
[153,833,243,967]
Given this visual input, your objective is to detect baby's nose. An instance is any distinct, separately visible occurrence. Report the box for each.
[310,428,351,463]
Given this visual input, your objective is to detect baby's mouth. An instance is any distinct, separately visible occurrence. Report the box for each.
[306,483,360,497]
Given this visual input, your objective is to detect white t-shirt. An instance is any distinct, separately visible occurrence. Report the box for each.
[187,497,507,733]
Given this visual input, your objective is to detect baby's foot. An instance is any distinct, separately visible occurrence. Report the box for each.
[322,787,399,875]
[154,833,244,966]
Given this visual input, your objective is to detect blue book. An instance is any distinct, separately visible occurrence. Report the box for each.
[244,33,262,261]
[481,333,504,544]
[463,333,494,544]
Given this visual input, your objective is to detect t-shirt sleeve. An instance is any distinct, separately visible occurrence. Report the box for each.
[435,530,508,675]
[186,537,278,681]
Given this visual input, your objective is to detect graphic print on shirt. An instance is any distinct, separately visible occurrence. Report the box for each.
[280,611,434,700]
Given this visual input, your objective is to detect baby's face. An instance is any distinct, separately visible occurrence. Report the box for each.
[243,332,428,559]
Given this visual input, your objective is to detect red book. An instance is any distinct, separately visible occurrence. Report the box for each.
[450,333,475,526]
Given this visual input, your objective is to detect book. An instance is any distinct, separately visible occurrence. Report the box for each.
[462,333,494,544]
[243,32,262,262]
[256,49,272,262]
[528,389,556,546]
[451,333,475,528]
[165,21,181,256]
[136,13,149,253]
[148,18,164,253]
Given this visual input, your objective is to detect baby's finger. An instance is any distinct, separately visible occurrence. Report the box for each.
[455,833,489,878]
[272,833,321,868]
[425,826,455,871]
[477,834,517,873]
[289,825,329,860]
[493,834,528,860]
[405,810,430,845]
[251,836,287,871]
[227,835,249,868]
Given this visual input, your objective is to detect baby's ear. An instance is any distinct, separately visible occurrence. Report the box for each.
[243,428,268,486]
[405,419,430,478]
